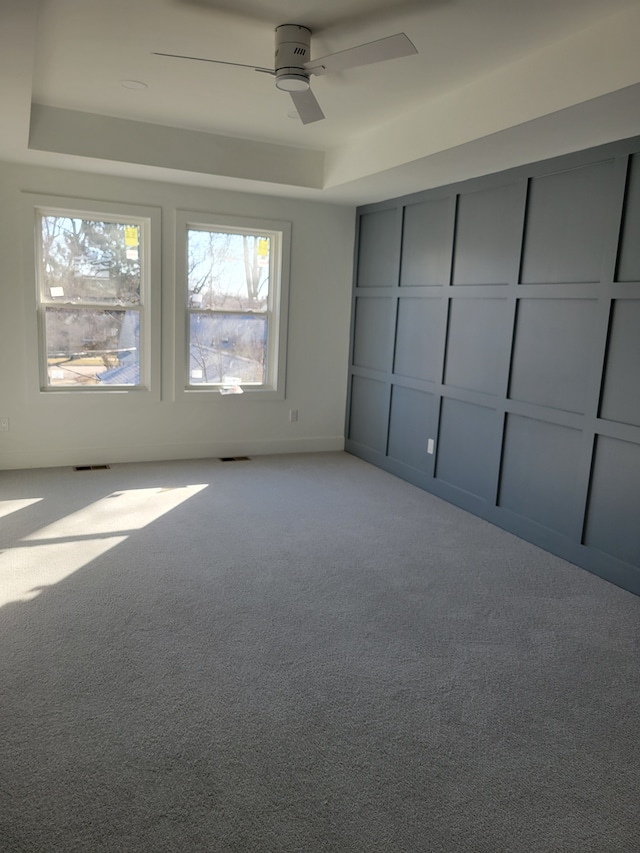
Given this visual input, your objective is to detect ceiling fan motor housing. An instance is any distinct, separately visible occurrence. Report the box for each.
[274,24,311,92]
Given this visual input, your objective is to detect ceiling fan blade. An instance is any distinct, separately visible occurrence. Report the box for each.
[305,32,417,77]
[152,52,274,74]
[289,89,325,125]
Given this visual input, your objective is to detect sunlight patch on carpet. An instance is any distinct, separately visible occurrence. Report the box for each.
[0,498,43,520]
[0,485,207,607]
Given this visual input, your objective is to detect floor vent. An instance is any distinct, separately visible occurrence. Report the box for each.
[73,464,111,471]
[219,456,251,462]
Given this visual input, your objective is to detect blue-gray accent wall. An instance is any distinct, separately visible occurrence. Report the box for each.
[345,137,640,596]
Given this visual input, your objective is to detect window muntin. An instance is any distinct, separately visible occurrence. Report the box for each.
[186,226,279,389]
[36,212,148,390]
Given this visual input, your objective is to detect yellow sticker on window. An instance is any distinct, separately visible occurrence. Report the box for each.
[125,226,139,247]
[258,238,269,257]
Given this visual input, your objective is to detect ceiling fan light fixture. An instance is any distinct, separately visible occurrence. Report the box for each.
[275,73,309,93]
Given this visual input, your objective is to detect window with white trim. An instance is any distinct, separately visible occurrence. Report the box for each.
[35,208,150,390]
[180,213,290,397]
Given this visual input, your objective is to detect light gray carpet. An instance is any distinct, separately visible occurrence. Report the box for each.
[1,452,639,852]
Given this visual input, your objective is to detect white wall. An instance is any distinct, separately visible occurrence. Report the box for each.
[0,162,356,469]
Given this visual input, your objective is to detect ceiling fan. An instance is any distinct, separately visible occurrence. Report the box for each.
[153,24,418,124]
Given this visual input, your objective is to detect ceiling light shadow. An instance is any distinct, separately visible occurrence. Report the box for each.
[172,0,445,33]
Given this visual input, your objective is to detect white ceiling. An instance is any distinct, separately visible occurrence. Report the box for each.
[3,0,640,204]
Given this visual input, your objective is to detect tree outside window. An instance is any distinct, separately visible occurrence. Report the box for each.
[187,228,275,387]
[37,212,147,389]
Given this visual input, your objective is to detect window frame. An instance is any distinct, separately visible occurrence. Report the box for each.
[176,210,291,400]
[23,194,161,400]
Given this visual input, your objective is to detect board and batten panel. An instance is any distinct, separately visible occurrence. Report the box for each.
[498,414,583,537]
[347,135,640,595]
[435,399,497,500]
[520,160,613,284]
[348,375,389,454]
[616,153,640,282]
[509,299,598,414]
[394,297,442,382]
[584,436,640,568]
[387,385,434,472]
[356,208,400,288]
[352,297,395,372]
[599,300,640,427]
[444,298,511,396]
[400,197,453,287]
[452,181,524,286]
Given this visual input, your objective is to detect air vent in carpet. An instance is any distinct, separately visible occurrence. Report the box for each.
[73,465,111,471]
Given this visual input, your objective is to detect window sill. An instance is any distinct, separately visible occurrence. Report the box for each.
[183,385,284,400]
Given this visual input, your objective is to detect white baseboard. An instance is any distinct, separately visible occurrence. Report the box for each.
[0,435,346,471]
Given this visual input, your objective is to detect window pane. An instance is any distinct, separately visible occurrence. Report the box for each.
[187,230,269,312]
[41,216,141,304]
[189,313,267,384]
[45,308,140,387]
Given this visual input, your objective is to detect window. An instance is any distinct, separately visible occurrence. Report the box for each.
[179,212,290,397]
[35,208,150,390]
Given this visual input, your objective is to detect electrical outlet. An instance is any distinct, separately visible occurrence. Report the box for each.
[289,409,298,422]
[0,417,9,432]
